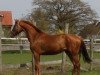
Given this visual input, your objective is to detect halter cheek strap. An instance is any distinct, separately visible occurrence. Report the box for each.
[18,20,25,31]
[11,20,25,33]
[17,20,25,33]
[11,24,15,31]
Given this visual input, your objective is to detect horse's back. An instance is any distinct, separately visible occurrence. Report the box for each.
[39,33,82,45]
[65,34,82,53]
[65,34,82,41]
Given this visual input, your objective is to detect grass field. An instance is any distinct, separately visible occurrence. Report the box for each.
[2,50,100,64]
[2,51,32,64]
[2,50,62,64]
[1,50,100,75]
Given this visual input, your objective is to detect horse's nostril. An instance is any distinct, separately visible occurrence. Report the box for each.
[10,32,14,38]
[10,34,13,38]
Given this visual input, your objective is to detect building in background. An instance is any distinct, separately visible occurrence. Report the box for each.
[0,11,13,37]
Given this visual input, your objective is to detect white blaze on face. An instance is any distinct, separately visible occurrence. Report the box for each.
[11,24,15,31]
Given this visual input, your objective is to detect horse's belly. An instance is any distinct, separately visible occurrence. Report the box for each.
[41,43,66,55]
[41,48,65,55]
[42,50,63,55]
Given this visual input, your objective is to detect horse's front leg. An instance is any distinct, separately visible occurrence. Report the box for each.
[34,51,41,75]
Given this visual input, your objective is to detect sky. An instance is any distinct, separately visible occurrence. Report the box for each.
[0,0,100,20]
[0,0,33,19]
[83,0,100,20]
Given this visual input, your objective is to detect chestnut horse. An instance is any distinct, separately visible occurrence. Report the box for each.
[10,20,91,75]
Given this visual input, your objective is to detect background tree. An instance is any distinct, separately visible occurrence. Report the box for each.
[25,8,49,32]
[27,0,97,35]
[80,20,100,38]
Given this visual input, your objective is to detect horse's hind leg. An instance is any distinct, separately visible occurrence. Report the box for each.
[71,55,80,75]
[65,51,80,75]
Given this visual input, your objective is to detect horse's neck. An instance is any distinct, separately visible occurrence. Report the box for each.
[21,24,39,44]
[26,30,38,44]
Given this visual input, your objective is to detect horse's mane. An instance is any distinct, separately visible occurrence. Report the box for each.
[21,20,42,33]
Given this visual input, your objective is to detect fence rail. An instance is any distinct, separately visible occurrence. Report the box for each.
[1,38,100,51]
[1,38,30,51]
[2,44,30,51]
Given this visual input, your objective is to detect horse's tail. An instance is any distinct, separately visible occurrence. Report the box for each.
[80,40,92,63]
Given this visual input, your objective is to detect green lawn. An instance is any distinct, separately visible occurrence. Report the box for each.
[1,51,100,75]
[2,50,62,64]
[2,51,32,64]
[2,50,100,64]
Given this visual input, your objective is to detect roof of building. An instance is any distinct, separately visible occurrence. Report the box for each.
[0,11,13,26]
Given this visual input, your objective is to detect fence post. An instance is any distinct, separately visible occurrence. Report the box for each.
[32,20,36,75]
[0,35,2,73]
[61,23,69,73]
[90,38,94,70]
[0,14,4,73]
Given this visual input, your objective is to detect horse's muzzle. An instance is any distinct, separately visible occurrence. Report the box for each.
[10,31,15,38]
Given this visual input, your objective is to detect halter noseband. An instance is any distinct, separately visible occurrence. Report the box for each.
[11,24,15,31]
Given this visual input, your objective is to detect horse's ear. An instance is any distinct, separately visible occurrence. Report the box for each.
[14,19,20,24]
[14,19,18,22]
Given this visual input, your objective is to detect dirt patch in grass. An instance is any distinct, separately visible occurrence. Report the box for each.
[1,63,100,75]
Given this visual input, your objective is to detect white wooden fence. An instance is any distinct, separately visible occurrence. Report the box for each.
[84,39,100,52]
[1,38,100,51]
[1,38,30,51]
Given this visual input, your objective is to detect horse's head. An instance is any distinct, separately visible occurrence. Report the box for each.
[10,20,23,37]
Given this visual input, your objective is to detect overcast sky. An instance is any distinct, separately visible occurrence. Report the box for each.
[0,0,100,20]
[83,0,100,20]
[0,0,32,19]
